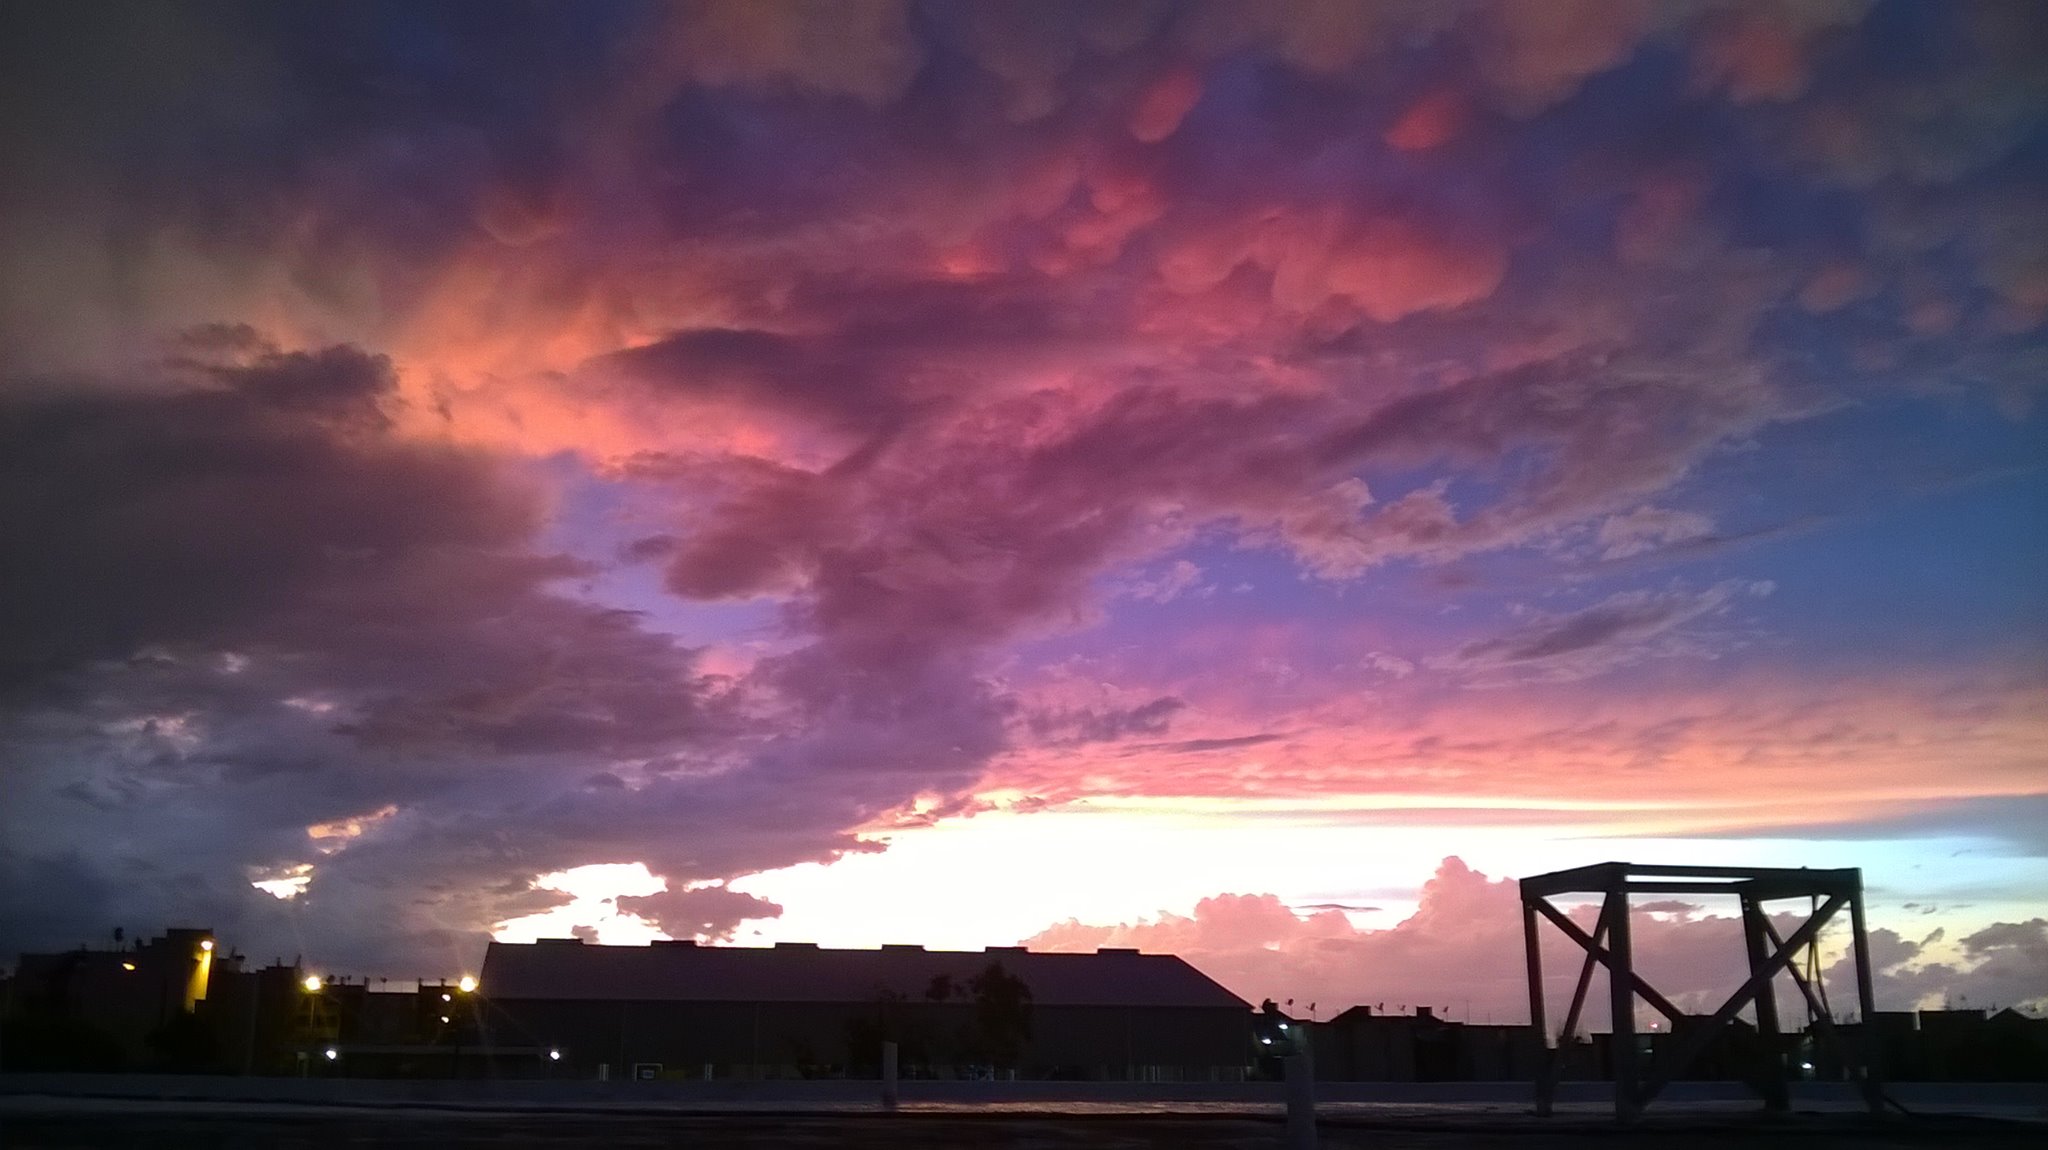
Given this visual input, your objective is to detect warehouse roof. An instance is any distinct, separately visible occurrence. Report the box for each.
[478,939,1249,1010]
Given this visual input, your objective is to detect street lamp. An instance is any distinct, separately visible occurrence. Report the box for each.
[303,974,323,993]
[457,975,478,994]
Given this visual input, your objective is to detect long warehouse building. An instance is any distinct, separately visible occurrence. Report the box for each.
[476,938,1254,1081]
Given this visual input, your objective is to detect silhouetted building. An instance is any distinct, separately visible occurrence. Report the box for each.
[1819,1010,1918,1081]
[196,965,535,1078]
[475,939,1253,1081]
[1820,1008,2048,1082]
[1309,1005,1541,1082]
[1,928,221,1071]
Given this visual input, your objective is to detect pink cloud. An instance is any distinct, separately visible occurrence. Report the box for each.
[616,884,784,941]
[987,661,2048,841]
[1130,66,1204,144]
[1385,89,1471,152]
[1030,858,2048,1025]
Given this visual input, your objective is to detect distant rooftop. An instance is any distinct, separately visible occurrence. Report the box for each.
[478,940,1249,1010]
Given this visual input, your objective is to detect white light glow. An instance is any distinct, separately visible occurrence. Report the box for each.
[492,861,671,945]
[251,862,314,900]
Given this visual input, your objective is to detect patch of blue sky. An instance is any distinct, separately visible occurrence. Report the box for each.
[531,452,784,648]
[1578,834,2048,916]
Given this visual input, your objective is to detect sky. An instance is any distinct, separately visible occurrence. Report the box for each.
[1,0,2044,1025]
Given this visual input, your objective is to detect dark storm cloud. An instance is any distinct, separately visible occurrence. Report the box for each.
[0,340,997,964]
[0,343,537,682]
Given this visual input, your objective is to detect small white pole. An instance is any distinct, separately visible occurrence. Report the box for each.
[881,1041,899,1111]
[1284,1053,1317,1150]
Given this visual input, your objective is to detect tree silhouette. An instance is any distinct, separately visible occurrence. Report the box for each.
[968,962,1034,1073]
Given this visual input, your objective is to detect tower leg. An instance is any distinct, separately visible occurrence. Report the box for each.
[1523,897,1551,1116]
[1606,884,1636,1121]
[1742,894,1788,1112]
[1849,884,1884,1115]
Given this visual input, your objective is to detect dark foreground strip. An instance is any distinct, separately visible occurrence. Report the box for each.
[2,1111,2043,1150]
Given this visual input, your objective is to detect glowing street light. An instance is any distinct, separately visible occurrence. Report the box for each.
[199,939,214,952]
[440,993,452,1002]
[303,974,323,993]
[457,975,478,993]
[548,1049,562,1061]
[121,962,136,972]
[323,1048,338,1061]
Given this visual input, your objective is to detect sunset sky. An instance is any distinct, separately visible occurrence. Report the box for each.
[2,1,2044,1021]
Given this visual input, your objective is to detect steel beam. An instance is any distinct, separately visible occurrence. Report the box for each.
[1634,894,1846,1109]
[1605,885,1638,1120]
[1519,863,1627,899]
[1537,912,1608,1110]
[1760,916,1862,1100]
[1741,895,1788,1112]
[1523,899,1550,1116]
[1520,863,1885,1123]
[1526,897,1687,1025]
[1849,879,1884,1115]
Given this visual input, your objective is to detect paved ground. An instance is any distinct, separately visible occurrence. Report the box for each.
[4,1100,2043,1149]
